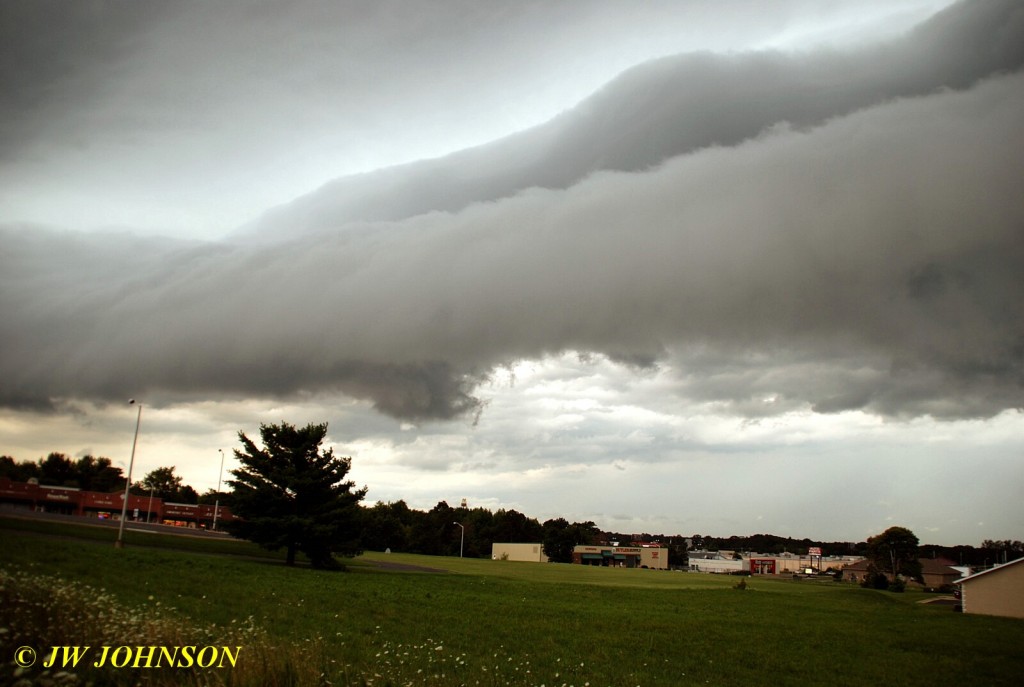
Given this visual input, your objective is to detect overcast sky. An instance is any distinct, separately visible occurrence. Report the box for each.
[2,0,1022,547]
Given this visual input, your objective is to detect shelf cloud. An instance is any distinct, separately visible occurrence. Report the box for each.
[2,0,1023,424]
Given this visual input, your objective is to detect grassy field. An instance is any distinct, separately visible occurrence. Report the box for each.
[1,516,1022,686]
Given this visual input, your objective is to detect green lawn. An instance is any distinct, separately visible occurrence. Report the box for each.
[1,516,1021,686]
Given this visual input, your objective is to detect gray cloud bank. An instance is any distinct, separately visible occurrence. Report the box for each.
[3,0,1023,421]
[243,0,1024,237]
[5,0,930,237]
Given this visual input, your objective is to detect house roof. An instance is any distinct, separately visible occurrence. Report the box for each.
[844,559,872,572]
[918,558,959,575]
[956,556,1024,585]
[844,558,959,575]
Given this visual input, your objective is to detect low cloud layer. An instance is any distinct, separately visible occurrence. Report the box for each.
[2,0,1022,423]
[4,0,935,238]
[245,0,1024,235]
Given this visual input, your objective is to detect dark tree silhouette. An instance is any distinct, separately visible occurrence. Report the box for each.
[227,422,366,569]
[866,526,923,583]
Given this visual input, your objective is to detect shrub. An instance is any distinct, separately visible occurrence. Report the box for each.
[860,569,890,590]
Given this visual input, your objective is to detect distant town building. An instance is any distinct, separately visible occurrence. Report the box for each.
[491,542,548,562]
[687,550,748,574]
[919,558,965,588]
[690,550,863,575]
[572,545,669,569]
[843,557,961,588]
[0,477,232,529]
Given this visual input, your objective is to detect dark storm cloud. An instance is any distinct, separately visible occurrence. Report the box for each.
[3,0,1023,422]
[244,0,1024,238]
[0,227,487,419]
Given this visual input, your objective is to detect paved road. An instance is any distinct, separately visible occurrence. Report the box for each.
[0,507,236,540]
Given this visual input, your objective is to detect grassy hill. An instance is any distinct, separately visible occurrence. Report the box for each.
[1,515,1021,686]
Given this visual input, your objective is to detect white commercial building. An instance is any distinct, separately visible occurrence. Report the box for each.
[688,551,749,574]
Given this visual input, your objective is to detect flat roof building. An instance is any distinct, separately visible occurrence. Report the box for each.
[0,477,232,528]
[492,542,548,562]
[688,551,748,574]
[573,545,668,570]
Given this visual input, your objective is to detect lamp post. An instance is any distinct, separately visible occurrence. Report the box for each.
[115,399,142,548]
[212,448,226,531]
[146,484,155,524]
[453,521,464,558]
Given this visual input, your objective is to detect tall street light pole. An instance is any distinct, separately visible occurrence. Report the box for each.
[453,521,464,558]
[115,399,142,548]
[146,484,155,524]
[212,448,226,531]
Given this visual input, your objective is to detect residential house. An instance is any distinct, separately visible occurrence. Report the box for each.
[955,557,1024,619]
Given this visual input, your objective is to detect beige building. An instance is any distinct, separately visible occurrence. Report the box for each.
[491,542,549,562]
[748,553,861,575]
[956,557,1024,619]
[573,545,669,569]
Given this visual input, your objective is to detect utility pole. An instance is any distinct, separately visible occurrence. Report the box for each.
[115,400,143,548]
[453,522,465,558]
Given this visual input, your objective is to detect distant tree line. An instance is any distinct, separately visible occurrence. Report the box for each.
[920,539,1024,567]
[678,532,867,556]
[1,453,125,492]
[3,449,1020,568]
[300,502,1024,569]
[360,500,604,563]
[0,453,221,505]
